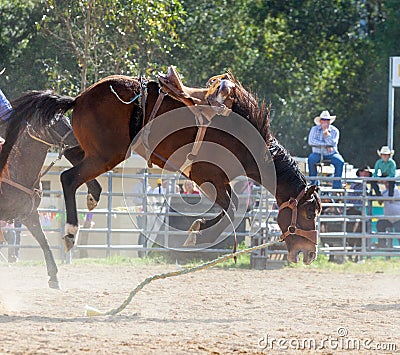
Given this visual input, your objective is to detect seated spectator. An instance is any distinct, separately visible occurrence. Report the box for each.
[372,146,397,197]
[347,166,372,213]
[345,166,375,237]
[307,110,345,189]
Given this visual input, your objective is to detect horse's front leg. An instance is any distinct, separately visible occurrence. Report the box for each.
[64,146,102,210]
[184,183,238,247]
[23,212,60,289]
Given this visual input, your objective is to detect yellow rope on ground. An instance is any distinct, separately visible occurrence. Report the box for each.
[85,241,276,317]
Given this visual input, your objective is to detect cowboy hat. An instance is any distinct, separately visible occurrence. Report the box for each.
[377,146,394,156]
[356,165,372,177]
[314,110,336,125]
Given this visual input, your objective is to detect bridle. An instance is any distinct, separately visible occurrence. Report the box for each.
[26,121,73,150]
[0,120,73,201]
[278,188,318,244]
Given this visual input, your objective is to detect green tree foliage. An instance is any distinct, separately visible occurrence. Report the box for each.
[0,0,47,98]
[255,0,375,160]
[39,0,185,92]
[172,0,262,86]
[349,0,400,167]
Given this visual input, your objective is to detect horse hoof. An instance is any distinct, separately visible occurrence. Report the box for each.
[62,234,76,252]
[87,194,98,211]
[48,280,61,290]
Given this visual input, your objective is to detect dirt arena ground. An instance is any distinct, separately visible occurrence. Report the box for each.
[0,262,399,354]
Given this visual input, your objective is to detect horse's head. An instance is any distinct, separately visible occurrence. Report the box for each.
[28,115,78,147]
[277,185,322,265]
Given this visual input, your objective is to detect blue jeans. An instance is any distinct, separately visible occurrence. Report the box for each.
[308,152,345,189]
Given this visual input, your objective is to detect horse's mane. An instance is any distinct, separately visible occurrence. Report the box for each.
[229,74,308,188]
[270,137,307,186]
[270,139,319,208]
[229,73,271,143]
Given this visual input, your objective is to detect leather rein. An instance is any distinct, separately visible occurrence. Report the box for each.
[278,188,318,245]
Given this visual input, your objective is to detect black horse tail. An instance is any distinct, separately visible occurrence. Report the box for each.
[0,90,76,174]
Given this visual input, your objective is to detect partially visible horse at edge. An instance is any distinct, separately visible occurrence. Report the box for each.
[0,69,321,265]
[0,93,102,288]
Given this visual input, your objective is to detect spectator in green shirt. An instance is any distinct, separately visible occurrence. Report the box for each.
[372,146,397,197]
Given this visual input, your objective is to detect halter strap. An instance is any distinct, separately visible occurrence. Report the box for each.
[26,123,71,185]
[27,127,54,147]
[0,121,69,199]
[278,188,318,245]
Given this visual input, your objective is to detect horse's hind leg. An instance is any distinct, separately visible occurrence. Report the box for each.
[24,212,60,289]
[61,155,122,252]
[64,146,102,210]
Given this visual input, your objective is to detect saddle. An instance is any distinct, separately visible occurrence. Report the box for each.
[157,66,234,121]
[144,66,237,173]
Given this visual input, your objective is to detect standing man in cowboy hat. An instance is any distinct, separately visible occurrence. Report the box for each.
[307,110,345,189]
[372,146,397,197]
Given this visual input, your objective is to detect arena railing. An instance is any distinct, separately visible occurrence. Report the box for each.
[1,171,399,265]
